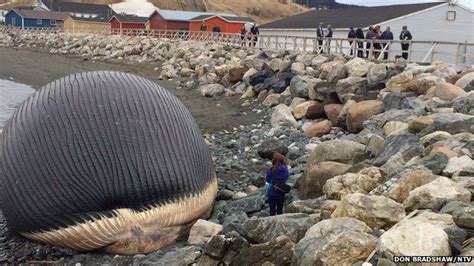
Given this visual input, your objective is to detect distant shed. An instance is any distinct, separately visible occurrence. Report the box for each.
[189,15,254,33]
[64,15,110,33]
[110,14,147,34]
[146,9,237,31]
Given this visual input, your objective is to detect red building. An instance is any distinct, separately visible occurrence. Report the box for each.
[110,14,147,34]
[146,9,239,32]
[190,15,254,33]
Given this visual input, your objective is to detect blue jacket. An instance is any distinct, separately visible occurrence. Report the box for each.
[266,164,289,197]
[381,31,394,40]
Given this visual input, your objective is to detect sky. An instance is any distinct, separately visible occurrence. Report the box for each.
[335,0,474,9]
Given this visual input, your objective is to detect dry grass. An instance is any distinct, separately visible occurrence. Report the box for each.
[0,0,307,23]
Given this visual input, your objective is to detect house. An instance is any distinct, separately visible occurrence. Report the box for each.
[260,2,474,63]
[5,9,69,28]
[110,14,148,34]
[32,0,114,21]
[64,15,111,33]
[146,9,237,31]
[189,15,254,33]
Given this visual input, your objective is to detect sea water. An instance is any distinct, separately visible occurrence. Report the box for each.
[0,79,35,130]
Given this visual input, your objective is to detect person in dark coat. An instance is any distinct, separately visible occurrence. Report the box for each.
[266,152,289,216]
[399,25,412,60]
[380,26,394,60]
[348,27,357,56]
[372,25,382,59]
[326,24,333,53]
[250,24,259,47]
[356,24,365,58]
[365,26,374,58]
[200,22,207,31]
[240,26,247,46]
[316,22,324,52]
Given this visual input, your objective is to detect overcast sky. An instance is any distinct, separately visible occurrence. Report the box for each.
[335,0,474,9]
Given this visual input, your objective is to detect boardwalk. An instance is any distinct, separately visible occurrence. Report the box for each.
[3,26,474,64]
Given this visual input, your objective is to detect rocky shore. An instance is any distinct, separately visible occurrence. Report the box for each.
[1,30,474,265]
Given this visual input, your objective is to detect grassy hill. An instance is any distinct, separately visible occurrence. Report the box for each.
[0,0,308,23]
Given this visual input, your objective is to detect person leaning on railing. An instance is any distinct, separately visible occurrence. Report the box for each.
[399,25,412,60]
[355,24,365,58]
[325,24,333,54]
[347,27,357,56]
[380,26,394,60]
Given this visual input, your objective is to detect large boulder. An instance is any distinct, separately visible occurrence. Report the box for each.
[367,63,387,85]
[249,69,273,86]
[243,68,258,85]
[293,101,317,120]
[241,213,316,244]
[346,100,383,133]
[335,77,368,103]
[443,155,474,177]
[344,58,370,77]
[291,62,306,75]
[453,92,474,115]
[386,71,413,93]
[285,198,325,214]
[408,114,437,133]
[336,99,356,127]
[200,84,225,97]
[332,193,406,229]
[257,139,289,159]
[262,93,281,107]
[404,176,472,211]
[326,63,348,83]
[271,104,299,129]
[290,75,317,99]
[232,236,295,266]
[324,104,343,125]
[372,133,424,166]
[385,169,436,203]
[307,140,366,167]
[418,113,474,136]
[303,120,332,138]
[455,72,474,92]
[300,161,352,199]
[228,66,249,83]
[263,72,294,93]
[377,212,453,260]
[305,102,326,119]
[188,219,223,246]
[293,218,377,266]
[324,167,384,200]
[426,82,467,101]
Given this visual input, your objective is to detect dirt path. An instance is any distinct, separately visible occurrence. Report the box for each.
[0,47,262,133]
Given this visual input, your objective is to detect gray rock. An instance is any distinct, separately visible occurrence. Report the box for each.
[418,113,474,137]
[257,139,289,159]
[292,217,376,266]
[307,140,366,167]
[372,133,424,166]
[453,204,474,230]
[367,63,387,85]
[200,84,225,97]
[453,92,474,115]
[241,213,316,244]
[327,63,348,83]
[231,235,295,266]
[263,72,294,93]
[290,75,317,99]
[335,77,368,103]
[249,69,273,86]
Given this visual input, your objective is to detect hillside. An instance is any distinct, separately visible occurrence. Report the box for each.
[293,0,359,9]
[0,0,308,23]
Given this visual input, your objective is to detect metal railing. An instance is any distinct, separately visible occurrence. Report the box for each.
[2,26,473,64]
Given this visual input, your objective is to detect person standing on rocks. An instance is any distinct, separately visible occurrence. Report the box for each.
[399,25,412,60]
[266,152,289,216]
[250,24,259,47]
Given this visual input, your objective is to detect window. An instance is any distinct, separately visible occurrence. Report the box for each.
[50,19,56,25]
[447,11,456,21]
[37,19,42,25]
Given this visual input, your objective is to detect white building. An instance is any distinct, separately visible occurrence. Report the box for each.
[260,2,474,64]
[0,9,8,24]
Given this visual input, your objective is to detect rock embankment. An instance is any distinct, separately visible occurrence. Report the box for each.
[1,30,474,265]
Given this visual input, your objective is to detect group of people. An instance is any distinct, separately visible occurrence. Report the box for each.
[317,22,413,60]
[240,24,260,47]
